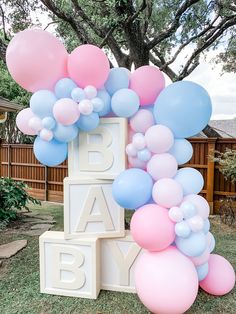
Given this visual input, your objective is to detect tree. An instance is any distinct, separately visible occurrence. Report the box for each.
[1,0,236,137]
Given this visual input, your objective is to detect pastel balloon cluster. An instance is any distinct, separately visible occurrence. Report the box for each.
[112,75,235,313]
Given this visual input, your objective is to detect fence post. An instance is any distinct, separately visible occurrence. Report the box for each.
[7,143,11,177]
[0,139,2,177]
[206,138,217,215]
[45,166,48,201]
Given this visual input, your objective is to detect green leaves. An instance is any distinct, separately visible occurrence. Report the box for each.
[0,177,41,221]
[213,149,236,183]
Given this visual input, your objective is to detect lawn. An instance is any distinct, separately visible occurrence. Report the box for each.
[0,202,235,314]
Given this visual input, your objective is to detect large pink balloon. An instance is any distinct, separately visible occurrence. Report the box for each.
[6,29,68,92]
[183,194,210,219]
[16,108,37,135]
[152,178,183,208]
[135,247,199,314]
[147,153,178,181]
[68,44,110,88]
[131,204,175,251]
[129,66,165,106]
[200,254,235,295]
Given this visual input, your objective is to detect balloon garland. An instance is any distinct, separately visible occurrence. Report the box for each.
[6,29,235,314]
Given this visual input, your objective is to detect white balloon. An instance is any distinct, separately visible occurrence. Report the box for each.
[28,116,43,132]
[187,215,204,232]
[40,128,53,141]
[132,133,146,150]
[169,206,184,222]
[78,99,93,115]
[126,143,137,157]
[84,85,97,99]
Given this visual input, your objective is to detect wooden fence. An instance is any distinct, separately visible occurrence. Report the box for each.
[0,138,236,214]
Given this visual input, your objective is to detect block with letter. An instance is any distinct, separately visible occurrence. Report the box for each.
[101,231,143,293]
[68,118,127,179]
[64,177,125,239]
[39,231,100,299]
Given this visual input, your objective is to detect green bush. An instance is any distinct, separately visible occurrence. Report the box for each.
[0,177,41,220]
[213,148,236,183]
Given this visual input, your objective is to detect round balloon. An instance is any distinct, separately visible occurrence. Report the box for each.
[105,68,129,95]
[190,247,210,266]
[33,137,67,166]
[130,204,175,251]
[200,254,235,295]
[111,88,140,118]
[76,112,99,131]
[53,98,79,125]
[97,89,111,116]
[30,90,57,119]
[145,125,174,154]
[6,29,68,92]
[174,167,204,196]
[183,194,210,219]
[129,66,165,106]
[128,156,147,170]
[53,123,79,143]
[67,44,110,88]
[147,153,178,181]
[154,81,212,138]
[175,231,207,257]
[196,263,209,281]
[16,108,37,135]
[112,168,153,209]
[55,78,77,98]
[130,109,154,133]
[135,247,198,314]
[168,139,193,165]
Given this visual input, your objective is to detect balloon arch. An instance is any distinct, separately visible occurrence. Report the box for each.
[6,29,235,314]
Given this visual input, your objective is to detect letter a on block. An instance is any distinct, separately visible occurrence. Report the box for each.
[79,126,114,172]
[76,186,115,232]
[51,245,85,290]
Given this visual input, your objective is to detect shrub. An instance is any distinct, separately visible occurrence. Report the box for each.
[213,148,236,183]
[0,177,41,220]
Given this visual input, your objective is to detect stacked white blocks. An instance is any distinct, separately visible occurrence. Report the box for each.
[39,118,143,299]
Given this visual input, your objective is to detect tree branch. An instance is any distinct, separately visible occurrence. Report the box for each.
[149,51,177,81]
[0,4,10,41]
[0,37,7,63]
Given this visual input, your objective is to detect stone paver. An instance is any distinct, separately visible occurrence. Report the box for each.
[0,240,27,259]
[22,229,49,236]
[30,223,53,230]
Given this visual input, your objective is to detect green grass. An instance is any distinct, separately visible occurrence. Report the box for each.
[0,203,235,314]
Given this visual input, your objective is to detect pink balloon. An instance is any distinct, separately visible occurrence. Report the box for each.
[200,254,235,295]
[6,29,68,92]
[189,247,210,266]
[68,44,110,88]
[145,125,174,153]
[53,98,79,125]
[152,178,183,208]
[16,108,37,135]
[131,204,175,251]
[147,153,178,181]
[183,194,210,219]
[135,247,199,314]
[128,156,146,170]
[130,109,154,133]
[129,66,165,106]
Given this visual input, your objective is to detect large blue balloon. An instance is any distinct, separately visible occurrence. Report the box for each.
[112,168,153,209]
[175,231,207,257]
[54,78,77,98]
[30,90,57,118]
[111,88,140,118]
[77,112,99,131]
[196,263,209,281]
[97,89,111,116]
[154,81,212,138]
[33,137,68,167]
[174,167,204,195]
[53,123,78,143]
[168,139,193,165]
[105,68,129,95]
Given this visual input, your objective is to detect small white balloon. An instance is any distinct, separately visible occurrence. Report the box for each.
[78,99,93,115]
[126,143,137,157]
[180,201,197,219]
[92,97,104,112]
[187,215,204,232]
[132,133,146,150]
[169,206,184,223]
[28,117,43,132]
[40,128,53,141]
[84,85,97,99]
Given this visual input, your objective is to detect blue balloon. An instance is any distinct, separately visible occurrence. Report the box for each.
[97,89,111,116]
[30,90,57,118]
[53,123,79,143]
[168,139,193,165]
[137,148,151,162]
[112,168,153,209]
[105,68,129,95]
[174,168,204,196]
[42,117,56,130]
[196,263,209,281]
[77,113,100,131]
[208,232,216,253]
[175,231,207,257]
[180,202,197,219]
[175,221,191,238]
[203,219,210,234]
[111,88,140,118]
[71,87,86,102]
[55,78,77,98]
[33,137,67,167]
[154,81,212,138]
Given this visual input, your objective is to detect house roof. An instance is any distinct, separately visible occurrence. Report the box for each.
[209,118,236,138]
[0,97,23,112]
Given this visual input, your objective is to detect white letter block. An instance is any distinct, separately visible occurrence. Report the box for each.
[101,231,143,293]
[40,231,100,299]
[68,118,127,179]
[64,177,125,239]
